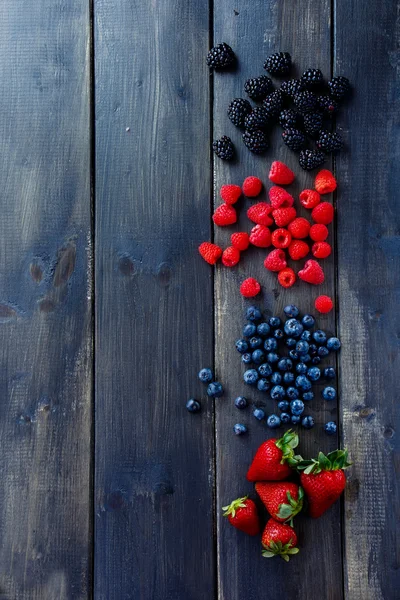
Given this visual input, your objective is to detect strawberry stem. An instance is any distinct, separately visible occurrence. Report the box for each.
[222,496,248,518]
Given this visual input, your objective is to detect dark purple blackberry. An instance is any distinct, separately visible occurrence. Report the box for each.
[282,128,306,152]
[316,130,343,153]
[280,79,304,98]
[263,52,292,76]
[227,98,252,127]
[303,112,323,138]
[242,129,269,154]
[279,109,299,129]
[328,76,350,100]
[244,75,273,100]
[293,91,318,113]
[301,69,324,88]
[206,43,235,69]
[212,136,235,160]
[262,90,283,119]
[244,107,269,131]
[299,149,326,171]
[317,95,340,116]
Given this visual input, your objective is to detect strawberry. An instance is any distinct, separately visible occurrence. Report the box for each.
[315,169,337,194]
[297,449,351,518]
[240,277,261,297]
[264,248,287,272]
[222,496,260,536]
[220,184,242,205]
[268,161,295,185]
[256,482,304,525]
[250,224,272,248]
[246,430,298,482]
[198,242,223,265]
[299,189,321,209]
[272,206,297,227]
[231,232,250,251]
[269,186,294,209]
[222,246,241,267]
[288,240,309,261]
[261,518,299,562]
[278,267,296,288]
[213,204,237,226]
[247,202,273,226]
[243,176,262,197]
[298,259,325,284]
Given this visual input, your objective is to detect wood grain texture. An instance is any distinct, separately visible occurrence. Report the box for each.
[213,2,343,598]
[335,1,400,598]
[94,1,215,598]
[0,1,92,599]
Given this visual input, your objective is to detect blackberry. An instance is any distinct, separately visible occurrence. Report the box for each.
[299,149,326,171]
[328,76,350,100]
[244,107,270,131]
[242,129,269,154]
[303,112,323,138]
[316,130,343,153]
[206,43,235,69]
[213,136,235,160]
[317,95,340,116]
[244,75,273,100]
[280,79,304,98]
[293,90,317,113]
[227,98,252,127]
[279,109,298,129]
[282,128,306,151]
[264,52,291,76]
[262,90,283,119]
[301,68,324,88]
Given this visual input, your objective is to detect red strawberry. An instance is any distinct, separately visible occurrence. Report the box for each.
[315,169,337,194]
[213,204,237,226]
[247,202,273,226]
[246,430,298,482]
[298,259,325,284]
[220,184,242,205]
[261,518,299,562]
[288,240,309,261]
[256,482,304,524]
[288,217,311,239]
[222,246,241,267]
[222,496,260,536]
[269,186,294,209]
[298,449,351,518]
[299,189,321,209]
[311,202,334,225]
[272,207,297,227]
[243,176,262,197]
[250,224,272,248]
[309,223,329,242]
[264,248,287,272]
[271,228,291,249]
[269,161,295,185]
[198,242,223,265]
[312,241,332,259]
[278,267,296,288]
[240,277,261,298]
[315,295,333,313]
[231,232,250,251]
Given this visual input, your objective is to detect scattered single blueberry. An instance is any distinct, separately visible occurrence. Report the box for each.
[311,356,321,365]
[290,399,305,415]
[284,318,304,338]
[243,369,259,385]
[280,412,291,424]
[324,421,337,435]
[301,330,312,342]
[267,414,281,428]
[313,330,327,344]
[270,385,286,400]
[274,328,284,340]
[264,337,278,352]
[207,382,223,397]
[243,323,256,337]
[286,386,300,400]
[324,367,336,379]
[327,337,341,351]
[257,322,271,337]
[270,372,282,385]
[253,408,266,420]
[257,378,270,392]
[186,399,201,413]
[242,353,252,364]
[307,366,321,381]
[236,339,249,354]
[285,337,297,348]
[302,391,314,401]
[269,316,281,328]
[322,386,337,401]
[301,415,315,429]
[283,372,295,384]
[277,357,292,372]
[302,314,315,329]
[249,336,263,349]
[291,415,301,424]
[295,375,312,391]
[198,368,213,383]
[267,352,280,364]
[235,396,248,409]
[246,306,262,322]
[233,423,247,435]
[284,305,299,318]
[318,346,330,357]
[296,340,310,354]
[258,363,273,377]
[278,400,290,411]
[252,349,265,364]
[296,362,308,375]
[289,349,299,361]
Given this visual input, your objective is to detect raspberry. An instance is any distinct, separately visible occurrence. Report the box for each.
[315,169,337,194]
[268,161,295,185]
[247,203,274,226]
[309,224,329,242]
[231,232,250,251]
[250,224,272,248]
[288,217,311,239]
[220,184,242,205]
[298,259,325,285]
[311,202,334,225]
[213,204,237,226]
[271,228,292,249]
[312,241,332,259]
[315,295,333,314]
[288,240,309,260]
[269,186,294,209]
[264,249,287,272]
[198,242,223,265]
[272,206,297,227]
[299,189,321,209]
[278,267,296,288]
[222,246,241,267]
[240,278,261,298]
[242,176,263,197]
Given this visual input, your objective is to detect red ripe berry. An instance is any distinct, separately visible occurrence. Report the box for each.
[272,207,297,227]
[315,169,337,194]
[272,228,292,249]
[268,161,295,185]
[315,295,334,313]
[312,241,332,259]
[269,186,294,209]
[243,176,262,197]
[240,277,261,297]
[264,249,287,272]
[247,203,274,226]
[213,204,237,226]
[298,259,325,285]
[299,189,321,209]
[222,246,241,267]
[231,232,250,251]
[311,202,334,225]
[222,496,260,536]
[309,223,329,242]
[250,224,272,248]
[220,184,242,205]
[278,268,296,288]
[288,240,309,261]
[198,242,223,265]
[288,217,311,239]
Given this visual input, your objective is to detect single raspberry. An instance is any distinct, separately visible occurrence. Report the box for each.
[250,224,272,248]
[310,224,329,242]
[242,176,262,197]
[311,202,334,225]
[247,203,274,226]
[268,161,295,185]
[240,278,261,298]
[271,228,292,249]
[213,203,237,226]
[198,242,223,265]
[288,217,311,239]
[298,259,325,285]
[264,249,287,272]
[312,241,332,259]
[315,169,337,194]
[222,246,241,267]
[231,232,250,251]
[269,186,294,209]
[299,189,321,209]
[288,240,309,260]
[278,267,296,288]
[272,206,297,227]
[220,184,242,205]
[315,295,334,313]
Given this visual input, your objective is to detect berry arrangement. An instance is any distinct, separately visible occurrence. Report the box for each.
[186,368,224,413]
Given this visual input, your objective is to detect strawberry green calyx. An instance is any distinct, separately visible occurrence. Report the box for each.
[262,540,300,562]
[275,429,299,464]
[222,496,248,518]
[277,487,304,526]
[297,449,352,475]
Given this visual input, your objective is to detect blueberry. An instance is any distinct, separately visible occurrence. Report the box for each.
[267,414,281,428]
[242,353,252,364]
[296,340,309,354]
[249,336,263,349]
[274,328,284,340]
[289,349,299,361]
[269,316,281,328]
[270,385,286,400]
[277,357,293,372]
[246,306,262,322]
[324,421,337,435]
[270,372,282,385]
[233,423,247,435]
[313,330,327,344]
[284,318,304,338]
[302,391,314,401]
[243,323,257,337]
[236,339,249,354]
[264,337,278,352]
[290,399,305,415]
[283,372,295,384]
[327,337,341,351]
[299,354,311,363]
[308,343,318,356]
[198,368,213,383]
[258,363,273,377]
[285,337,297,348]
[267,352,280,364]
[280,412,291,424]
[301,415,315,429]
[284,304,299,318]
[257,322,271,337]
[243,369,259,385]
[295,375,312,391]
[302,314,315,329]
[318,346,330,357]
[301,330,312,342]
[324,367,336,379]
[291,415,301,424]
[286,386,300,400]
[235,396,248,409]
[253,408,266,420]
[307,366,321,382]
[278,400,289,412]
[252,349,265,364]
[322,386,337,401]
[296,363,308,375]
[311,356,321,365]
[257,378,270,392]
[186,399,201,413]
[207,382,223,397]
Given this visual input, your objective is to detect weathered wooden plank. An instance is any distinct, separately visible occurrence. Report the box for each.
[213,2,343,598]
[0,1,92,598]
[94,1,215,598]
[335,2,400,598]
